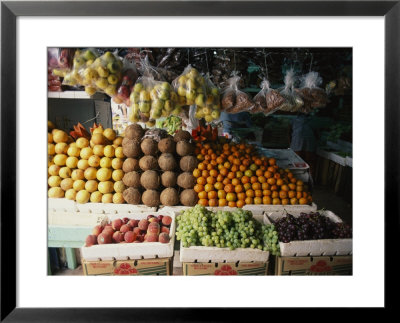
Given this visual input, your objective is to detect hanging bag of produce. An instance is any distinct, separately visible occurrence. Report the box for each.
[49,48,75,77]
[61,48,100,89]
[83,50,124,97]
[194,73,221,122]
[129,56,180,126]
[252,79,286,115]
[295,71,328,112]
[278,69,304,112]
[221,73,255,113]
[112,58,139,106]
[172,64,206,107]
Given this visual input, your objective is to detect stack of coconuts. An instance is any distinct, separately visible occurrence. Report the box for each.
[122,124,199,207]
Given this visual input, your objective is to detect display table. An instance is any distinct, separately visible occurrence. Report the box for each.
[315,140,352,203]
[47,201,318,274]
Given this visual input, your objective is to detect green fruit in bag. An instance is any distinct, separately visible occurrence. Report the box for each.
[139,102,151,113]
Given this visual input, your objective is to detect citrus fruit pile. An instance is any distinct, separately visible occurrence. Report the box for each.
[48,123,126,204]
[192,141,312,207]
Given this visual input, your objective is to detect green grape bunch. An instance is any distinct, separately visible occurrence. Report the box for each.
[176,205,280,256]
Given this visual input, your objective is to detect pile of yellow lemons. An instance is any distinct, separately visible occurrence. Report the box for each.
[47,122,126,204]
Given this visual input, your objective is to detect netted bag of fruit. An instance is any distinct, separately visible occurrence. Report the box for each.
[194,74,221,123]
[172,65,206,107]
[278,69,304,112]
[61,48,100,88]
[82,51,124,97]
[252,79,286,115]
[221,73,255,114]
[112,58,139,106]
[295,71,328,112]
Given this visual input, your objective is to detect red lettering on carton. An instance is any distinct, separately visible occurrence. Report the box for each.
[288,259,309,266]
[141,262,161,265]
[193,264,210,269]
[91,263,110,269]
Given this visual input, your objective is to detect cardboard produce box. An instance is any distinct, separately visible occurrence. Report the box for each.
[264,209,352,257]
[274,255,352,275]
[82,257,172,276]
[80,210,176,261]
[183,261,268,276]
[179,211,270,275]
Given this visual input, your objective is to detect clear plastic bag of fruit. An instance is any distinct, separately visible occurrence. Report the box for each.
[61,48,100,88]
[220,72,255,114]
[112,58,139,106]
[194,74,221,122]
[128,75,153,123]
[48,48,75,78]
[128,76,180,124]
[129,56,181,124]
[82,50,124,97]
[278,69,304,112]
[172,64,206,107]
[252,79,286,116]
[295,71,328,112]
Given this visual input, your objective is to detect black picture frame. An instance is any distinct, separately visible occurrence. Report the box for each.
[1,1,397,321]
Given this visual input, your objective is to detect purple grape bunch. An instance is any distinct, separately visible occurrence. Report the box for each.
[272,212,352,243]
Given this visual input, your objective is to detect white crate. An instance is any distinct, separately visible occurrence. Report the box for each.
[158,204,316,224]
[48,211,107,227]
[74,202,157,214]
[179,245,269,263]
[48,198,77,213]
[158,205,265,222]
[264,209,352,257]
[48,198,158,214]
[243,203,317,214]
[179,211,270,263]
[80,209,177,261]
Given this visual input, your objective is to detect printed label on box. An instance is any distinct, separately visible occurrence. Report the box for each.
[276,256,352,275]
[82,258,171,276]
[183,262,268,276]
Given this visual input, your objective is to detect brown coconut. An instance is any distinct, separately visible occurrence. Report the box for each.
[160,188,179,206]
[161,171,177,187]
[125,124,144,140]
[122,171,141,188]
[176,140,194,157]
[179,155,198,172]
[123,187,141,205]
[180,189,198,206]
[122,158,140,173]
[122,139,142,158]
[177,172,196,189]
[139,155,158,171]
[140,170,160,190]
[173,129,192,142]
[140,138,158,156]
[142,190,160,207]
[158,153,177,171]
[158,137,176,154]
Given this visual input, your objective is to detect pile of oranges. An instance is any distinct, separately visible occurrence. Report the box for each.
[192,142,312,208]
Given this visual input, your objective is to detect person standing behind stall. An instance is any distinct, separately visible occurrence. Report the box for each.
[219,111,253,138]
[289,112,317,179]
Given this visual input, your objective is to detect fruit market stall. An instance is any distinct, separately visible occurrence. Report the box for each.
[47,47,352,275]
